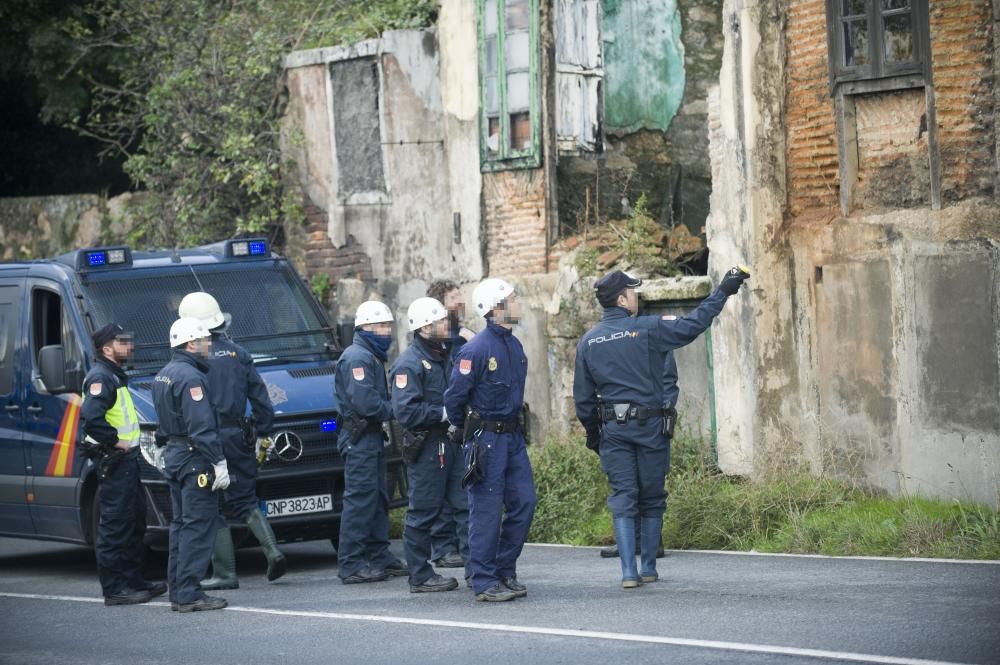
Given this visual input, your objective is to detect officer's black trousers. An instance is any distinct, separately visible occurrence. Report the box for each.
[219,425,259,521]
[337,432,397,578]
[599,419,671,519]
[163,443,224,604]
[95,448,147,596]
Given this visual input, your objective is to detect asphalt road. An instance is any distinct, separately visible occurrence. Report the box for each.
[0,537,997,665]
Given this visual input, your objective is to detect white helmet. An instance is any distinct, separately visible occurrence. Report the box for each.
[407,297,447,332]
[169,317,211,348]
[473,278,515,317]
[178,291,229,330]
[354,300,394,327]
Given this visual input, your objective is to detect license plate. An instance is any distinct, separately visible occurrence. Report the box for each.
[263,493,333,518]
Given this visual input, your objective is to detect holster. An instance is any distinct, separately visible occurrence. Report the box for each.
[461,440,486,488]
[240,417,256,450]
[519,402,532,446]
[663,407,677,439]
[97,448,126,479]
[400,429,427,465]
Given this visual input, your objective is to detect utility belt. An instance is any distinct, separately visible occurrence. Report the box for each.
[220,416,257,449]
[401,423,449,465]
[464,409,520,438]
[342,412,388,446]
[599,404,678,437]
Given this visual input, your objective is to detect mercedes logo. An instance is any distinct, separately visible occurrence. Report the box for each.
[272,430,304,462]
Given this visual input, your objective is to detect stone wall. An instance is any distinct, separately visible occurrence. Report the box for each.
[0,193,139,260]
[708,0,1000,507]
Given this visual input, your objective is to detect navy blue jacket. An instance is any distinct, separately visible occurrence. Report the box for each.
[444,321,527,428]
[206,333,274,434]
[152,350,224,464]
[390,337,450,433]
[664,351,679,408]
[573,288,729,433]
[81,356,129,447]
[334,332,393,423]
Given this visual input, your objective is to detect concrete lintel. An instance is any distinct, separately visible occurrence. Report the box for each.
[637,275,712,302]
[284,39,381,69]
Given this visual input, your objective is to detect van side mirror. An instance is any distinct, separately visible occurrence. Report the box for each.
[38,345,68,394]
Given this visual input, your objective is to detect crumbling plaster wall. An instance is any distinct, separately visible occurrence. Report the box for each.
[281,22,484,330]
[709,0,1000,507]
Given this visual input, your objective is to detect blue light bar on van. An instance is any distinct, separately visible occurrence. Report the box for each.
[227,238,269,258]
[320,419,337,433]
[77,247,132,270]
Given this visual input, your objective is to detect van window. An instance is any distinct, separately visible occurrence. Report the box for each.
[80,263,334,371]
[0,285,18,395]
[30,287,83,377]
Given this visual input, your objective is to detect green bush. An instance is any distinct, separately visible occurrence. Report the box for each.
[528,437,611,545]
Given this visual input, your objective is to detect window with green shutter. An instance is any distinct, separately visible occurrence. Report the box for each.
[479,0,541,171]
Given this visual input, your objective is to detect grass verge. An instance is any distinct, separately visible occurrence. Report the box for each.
[525,435,999,560]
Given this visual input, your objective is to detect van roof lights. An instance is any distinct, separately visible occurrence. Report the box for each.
[78,247,132,271]
[227,238,269,258]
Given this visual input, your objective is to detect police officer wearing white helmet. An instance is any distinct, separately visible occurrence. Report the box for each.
[177,292,284,592]
[390,297,469,593]
[444,278,536,602]
[152,317,230,612]
[334,300,408,583]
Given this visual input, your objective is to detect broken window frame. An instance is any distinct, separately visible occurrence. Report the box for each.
[825,0,930,93]
[478,0,542,171]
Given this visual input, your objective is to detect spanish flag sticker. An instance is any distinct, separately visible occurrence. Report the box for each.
[459,358,472,375]
[395,373,408,389]
[189,386,204,401]
[352,367,365,381]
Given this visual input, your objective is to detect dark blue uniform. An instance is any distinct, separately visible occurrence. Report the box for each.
[153,350,225,606]
[430,333,469,562]
[391,336,469,586]
[81,358,146,598]
[334,333,403,579]
[574,289,729,522]
[444,321,536,595]
[206,334,274,520]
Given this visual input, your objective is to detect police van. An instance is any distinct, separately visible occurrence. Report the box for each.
[0,239,407,549]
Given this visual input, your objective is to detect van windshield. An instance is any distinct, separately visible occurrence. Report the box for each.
[80,262,336,371]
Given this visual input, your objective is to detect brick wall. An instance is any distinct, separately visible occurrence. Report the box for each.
[854,89,930,210]
[482,168,549,275]
[929,0,996,201]
[301,203,375,284]
[786,0,840,218]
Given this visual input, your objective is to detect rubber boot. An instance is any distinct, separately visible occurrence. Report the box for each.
[201,527,239,590]
[247,509,287,582]
[639,517,663,583]
[613,517,640,588]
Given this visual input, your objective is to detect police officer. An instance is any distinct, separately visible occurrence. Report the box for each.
[177,292,284,590]
[599,351,676,560]
[335,300,408,584]
[444,279,536,602]
[425,280,473,569]
[153,317,231,612]
[574,267,749,588]
[391,297,468,593]
[81,323,167,606]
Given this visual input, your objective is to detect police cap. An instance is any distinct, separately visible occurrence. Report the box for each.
[92,323,132,350]
[595,270,642,308]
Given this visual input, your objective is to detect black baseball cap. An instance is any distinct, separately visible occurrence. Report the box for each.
[595,270,642,308]
[92,323,133,349]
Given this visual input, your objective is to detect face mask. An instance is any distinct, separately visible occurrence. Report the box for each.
[358,330,392,359]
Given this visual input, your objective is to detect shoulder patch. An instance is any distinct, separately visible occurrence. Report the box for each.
[395,373,408,389]
[421,359,432,371]
[352,366,365,381]
[89,382,103,396]
[459,358,472,375]
[487,357,498,372]
[189,386,204,402]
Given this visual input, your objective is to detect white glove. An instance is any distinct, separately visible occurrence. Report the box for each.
[441,407,448,422]
[211,460,231,491]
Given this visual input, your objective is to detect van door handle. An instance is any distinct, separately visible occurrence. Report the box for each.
[26,405,43,414]
[3,404,19,413]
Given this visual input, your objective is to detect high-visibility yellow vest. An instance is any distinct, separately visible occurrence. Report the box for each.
[85,384,140,446]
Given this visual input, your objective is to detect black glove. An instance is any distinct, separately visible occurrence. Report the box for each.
[718,265,750,296]
[447,424,464,446]
[585,428,601,455]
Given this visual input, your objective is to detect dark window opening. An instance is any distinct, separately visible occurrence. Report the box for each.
[30,287,82,381]
[0,286,19,395]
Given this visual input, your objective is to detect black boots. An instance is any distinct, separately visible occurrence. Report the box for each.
[247,509,287,582]
[201,527,239,591]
